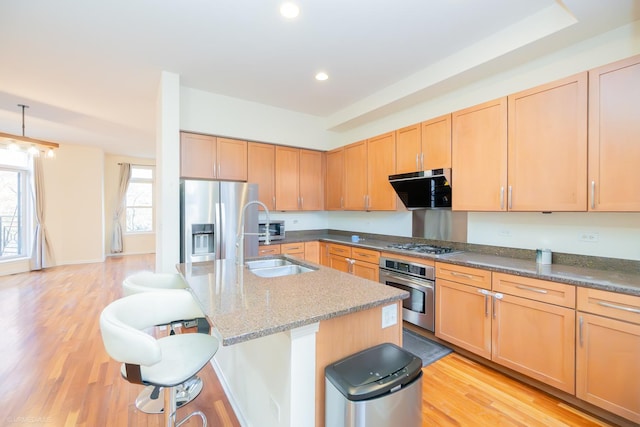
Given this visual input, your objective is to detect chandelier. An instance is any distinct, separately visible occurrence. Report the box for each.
[0,104,59,158]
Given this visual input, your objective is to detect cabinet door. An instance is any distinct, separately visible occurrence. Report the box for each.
[367,132,397,211]
[492,293,575,393]
[435,278,491,359]
[452,98,507,211]
[576,312,640,423]
[329,253,351,273]
[343,140,368,210]
[216,137,247,181]
[589,54,640,211]
[248,142,276,210]
[275,146,300,210]
[304,241,320,264]
[508,73,587,211]
[395,124,421,174]
[352,261,379,282]
[325,148,344,210]
[299,149,324,210]
[319,242,330,267]
[180,132,216,179]
[422,114,452,170]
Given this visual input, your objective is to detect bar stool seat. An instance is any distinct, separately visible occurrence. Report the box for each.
[121,272,206,414]
[100,290,218,427]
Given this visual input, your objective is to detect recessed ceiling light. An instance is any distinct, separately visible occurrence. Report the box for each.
[280,2,300,19]
[315,72,329,81]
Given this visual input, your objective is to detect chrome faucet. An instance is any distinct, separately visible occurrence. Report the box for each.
[236,200,271,266]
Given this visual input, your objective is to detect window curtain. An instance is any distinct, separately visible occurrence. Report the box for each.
[31,155,54,270]
[110,163,131,253]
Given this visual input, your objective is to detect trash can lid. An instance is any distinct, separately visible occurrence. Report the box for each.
[325,342,422,401]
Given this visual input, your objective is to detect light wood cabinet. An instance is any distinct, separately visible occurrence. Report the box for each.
[258,245,281,256]
[326,243,380,281]
[319,242,330,267]
[281,242,304,259]
[576,288,640,423]
[247,142,276,210]
[367,132,397,211]
[275,146,324,211]
[436,265,576,394]
[507,73,588,211]
[588,54,640,212]
[452,98,508,211]
[180,132,248,180]
[304,241,320,264]
[396,115,451,174]
[343,140,368,210]
[325,147,345,210]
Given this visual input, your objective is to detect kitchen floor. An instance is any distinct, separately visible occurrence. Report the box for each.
[0,254,621,426]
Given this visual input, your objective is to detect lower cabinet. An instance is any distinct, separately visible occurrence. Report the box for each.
[258,244,281,256]
[326,243,380,281]
[576,288,640,423]
[281,242,304,259]
[436,264,576,394]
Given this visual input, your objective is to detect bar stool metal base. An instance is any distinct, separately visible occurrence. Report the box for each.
[135,376,203,414]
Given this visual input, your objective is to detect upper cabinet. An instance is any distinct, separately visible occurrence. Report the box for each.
[452,98,508,211]
[508,73,588,211]
[180,132,247,181]
[275,146,324,211]
[343,133,397,211]
[247,142,276,210]
[588,54,640,211]
[325,147,344,210]
[395,114,451,174]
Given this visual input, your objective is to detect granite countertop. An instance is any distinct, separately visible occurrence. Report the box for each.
[263,232,640,297]
[177,258,408,346]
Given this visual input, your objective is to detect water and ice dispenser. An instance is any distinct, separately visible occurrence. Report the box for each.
[191,223,214,257]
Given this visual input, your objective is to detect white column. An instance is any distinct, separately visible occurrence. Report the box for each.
[155,71,181,273]
[289,322,320,427]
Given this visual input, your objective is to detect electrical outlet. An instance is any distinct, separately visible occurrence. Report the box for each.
[381,304,397,328]
[580,232,599,242]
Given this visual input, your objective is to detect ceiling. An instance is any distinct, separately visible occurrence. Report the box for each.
[0,0,639,158]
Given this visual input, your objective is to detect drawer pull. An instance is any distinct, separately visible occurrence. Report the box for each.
[597,301,640,314]
[515,285,548,294]
[451,271,475,280]
[579,316,584,347]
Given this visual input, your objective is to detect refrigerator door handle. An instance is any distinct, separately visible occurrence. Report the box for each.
[216,202,223,260]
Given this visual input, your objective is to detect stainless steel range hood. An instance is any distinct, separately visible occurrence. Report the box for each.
[389,168,452,209]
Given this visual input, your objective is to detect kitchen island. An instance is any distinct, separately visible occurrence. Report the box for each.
[177,257,408,427]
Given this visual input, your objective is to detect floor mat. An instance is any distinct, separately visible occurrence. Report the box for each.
[402,328,452,367]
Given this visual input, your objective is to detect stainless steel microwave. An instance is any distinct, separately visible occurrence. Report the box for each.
[258,220,285,241]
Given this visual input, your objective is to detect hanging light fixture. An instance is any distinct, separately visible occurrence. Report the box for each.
[0,104,59,156]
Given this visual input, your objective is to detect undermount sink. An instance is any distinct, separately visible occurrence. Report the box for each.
[245,256,317,278]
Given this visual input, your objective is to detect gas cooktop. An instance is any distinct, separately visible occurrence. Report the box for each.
[386,243,455,255]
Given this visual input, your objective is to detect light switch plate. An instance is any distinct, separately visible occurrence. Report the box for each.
[381,304,397,328]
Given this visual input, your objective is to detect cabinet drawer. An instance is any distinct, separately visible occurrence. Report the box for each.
[435,262,491,290]
[258,245,281,256]
[281,242,304,254]
[577,287,640,324]
[493,273,575,308]
[328,244,351,257]
[351,247,379,264]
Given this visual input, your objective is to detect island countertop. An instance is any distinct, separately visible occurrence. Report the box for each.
[177,257,408,346]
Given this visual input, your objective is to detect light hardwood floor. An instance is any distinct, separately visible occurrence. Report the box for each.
[0,255,618,426]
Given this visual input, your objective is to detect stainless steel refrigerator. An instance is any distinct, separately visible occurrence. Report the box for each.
[180,180,259,263]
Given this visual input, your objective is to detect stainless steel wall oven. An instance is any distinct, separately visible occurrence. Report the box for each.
[379,256,435,332]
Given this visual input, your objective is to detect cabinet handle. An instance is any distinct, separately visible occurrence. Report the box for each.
[515,285,548,294]
[508,186,512,210]
[420,152,424,170]
[597,301,640,314]
[500,187,504,210]
[478,289,490,317]
[272,196,276,209]
[300,197,303,209]
[451,271,475,280]
[591,181,596,209]
[416,154,420,171]
[340,197,343,209]
[213,163,217,177]
[218,163,221,177]
[579,316,583,347]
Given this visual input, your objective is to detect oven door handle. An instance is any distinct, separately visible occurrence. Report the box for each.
[380,271,434,289]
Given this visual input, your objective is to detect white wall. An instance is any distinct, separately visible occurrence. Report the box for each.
[104,154,156,256]
[43,144,105,265]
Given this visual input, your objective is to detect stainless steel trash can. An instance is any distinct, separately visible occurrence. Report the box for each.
[325,342,423,427]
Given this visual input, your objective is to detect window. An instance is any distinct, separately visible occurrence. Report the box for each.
[125,166,154,233]
[0,149,31,260]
